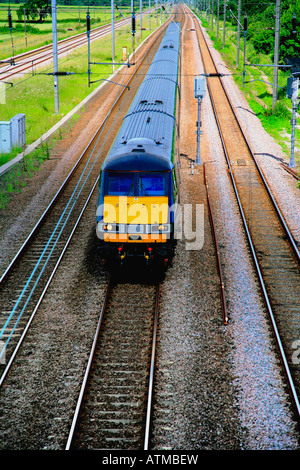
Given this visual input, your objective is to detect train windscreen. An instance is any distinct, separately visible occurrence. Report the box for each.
[108,173,135,196]
[106,172,168,197]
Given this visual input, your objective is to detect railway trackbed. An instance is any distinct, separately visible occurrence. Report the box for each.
[0,6,299,450]
[191,10,300,418]
[65,276,160,450]
[0,19,171,387]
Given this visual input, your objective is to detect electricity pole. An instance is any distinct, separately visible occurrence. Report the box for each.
[111,0,115,72]
[216,0,219,40]
[223,0,226,49]
[87,10,91,87]
[24,8,27,47]
[272,0,281,110]
[236,0,241,67]
[140,0,143,40]
[243,14,247,88]
[289,77,299,168]
[51,0,59,113]
[131,0,135,52]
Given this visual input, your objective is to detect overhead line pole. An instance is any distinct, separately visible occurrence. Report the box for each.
[51,0,59,113]
[87,9,91,87]
[216,0,219,40]
[140,0,143,40]
[131,0,135,53]
[272,0,281,110]
[236,0,241,67]
[223,0,226,49]
[111,0,115,72]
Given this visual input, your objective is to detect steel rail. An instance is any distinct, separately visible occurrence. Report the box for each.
[219,71,300,261]
[0,134,102,365]
[0,21,129,81]
[192,10,300,419]
[144,283,160,450]
[0,17,131,80]
[0,18,170,285]
[0,177,99,388]
[1,23,115,64]
[0,124,104,284]
[0,67,125,284]
[0,138,100,343]
[65,279,111,450]
[280,163,300,181]
[203,162,228,325]
[0,64,129,376]
[191,9,299,261]
[65,280,160,451]
[0,19,172,382]
[65,17,180,449]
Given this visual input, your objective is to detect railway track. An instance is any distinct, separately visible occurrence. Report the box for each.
[203,162,228,325]
[0,17,132,81]
[191,9,300,418]
[65,276,160,450]
[0,18,172,388]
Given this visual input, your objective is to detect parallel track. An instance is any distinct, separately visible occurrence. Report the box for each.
[0,17,132,81]
[191,9,300,418]
[65,278,160,450]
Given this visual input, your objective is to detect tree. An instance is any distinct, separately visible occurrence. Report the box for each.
[240,0,299,62]
[17,0,50,22]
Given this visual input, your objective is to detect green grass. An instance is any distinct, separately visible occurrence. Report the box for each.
[0,146,22,166]
[196,12,299,172]
[0,141,51,208]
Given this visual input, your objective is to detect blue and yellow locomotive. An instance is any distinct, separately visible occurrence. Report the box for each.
[96,22,181,263]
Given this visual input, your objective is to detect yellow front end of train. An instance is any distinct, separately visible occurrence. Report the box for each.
[100,195,170,243]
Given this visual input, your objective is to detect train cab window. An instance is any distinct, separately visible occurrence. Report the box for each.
[107,173,135,196]
[106,172,168,197]
[139,174,166,196]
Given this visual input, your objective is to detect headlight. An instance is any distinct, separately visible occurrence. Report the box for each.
[151,224,169,233]
[103,224,118,231]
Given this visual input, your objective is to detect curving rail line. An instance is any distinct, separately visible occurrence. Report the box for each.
[191,8,300,419]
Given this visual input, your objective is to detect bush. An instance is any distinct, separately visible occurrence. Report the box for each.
[252,28,274,55]
[263,101,291,119]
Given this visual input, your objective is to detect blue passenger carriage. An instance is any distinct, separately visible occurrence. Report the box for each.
[96,22,181,263]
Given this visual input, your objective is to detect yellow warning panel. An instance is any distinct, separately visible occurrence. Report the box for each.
[103,196,169,224]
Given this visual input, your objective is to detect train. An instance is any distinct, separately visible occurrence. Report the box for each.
[96,22,181,265]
